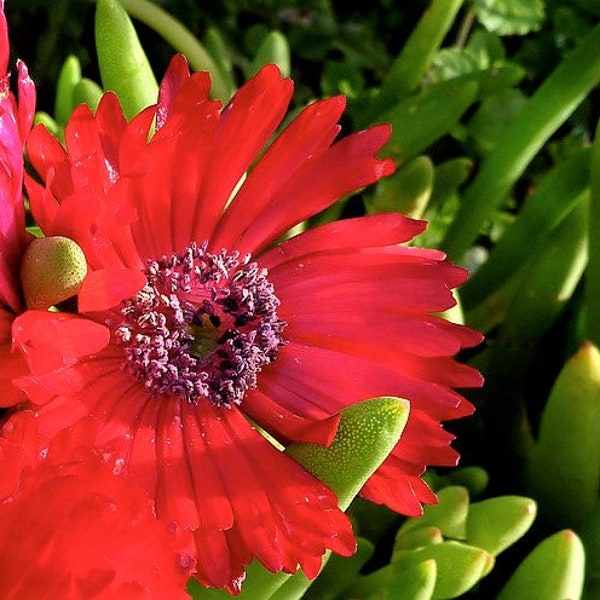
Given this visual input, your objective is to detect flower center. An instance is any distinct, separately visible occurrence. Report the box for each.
[114,242,286,406]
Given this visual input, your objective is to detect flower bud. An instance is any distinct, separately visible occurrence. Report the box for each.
[20,236,87,310]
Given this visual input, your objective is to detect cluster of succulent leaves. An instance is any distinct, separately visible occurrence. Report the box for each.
[8,0,600,597]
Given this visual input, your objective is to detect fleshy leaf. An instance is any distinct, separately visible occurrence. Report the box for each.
[527,341,600,528]
[466,496,537,556]
[54,55,82,125]
[95,0,158,120]
[366,155,434,219]
[286,396,410,512]
[248,31,291,78]
[392,541,494,600]
[497,530,585,600]
[395,486,470,544]
[274,537,374,600]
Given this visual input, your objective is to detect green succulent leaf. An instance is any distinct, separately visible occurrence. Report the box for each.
[377,560,437,600]
[119,0,232,101]
[382,78,478,163]
[395,486,470,544]
[287,397,410,512]
[393,541,494,600]
[442,21,600,262]
[72,78,104,113]
[248,31,291,78]
[497,195,588,346]
[366,156,434,218]
[466,496,537,556]
[54,54,81,125]
[437,466,489,498]
[461,148,590,310]
[527,341,600,528]
[497,530,585,600]
[95,0,158,120]
[364,0,464,119]
[394,526,444,552]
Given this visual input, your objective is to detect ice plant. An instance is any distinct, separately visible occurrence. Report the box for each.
[0,0,35,406]
[0,412,196,599]
[11,55,482,591]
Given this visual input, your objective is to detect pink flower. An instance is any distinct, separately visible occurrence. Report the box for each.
[0,0,35,407]
[13,56,482,591]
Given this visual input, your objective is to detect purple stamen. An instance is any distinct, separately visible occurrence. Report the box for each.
[114,242,286,406]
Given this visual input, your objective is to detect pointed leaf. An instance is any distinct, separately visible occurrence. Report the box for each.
[466,496,536,556]
[396,486,470,544]
[442,21,600,262]
[72,78,104,113]
[393,541,494,600]
[95,0,158,119]
[395,526,444,552]
[363,0,464,119]
[119,0,231,101]
[386,559,437,600]
[527,341,600,528]
[54,55,81,125]
[497,530,585,600]
[382,79,478,163]
[287,397,411,512]
[248,31,290,78]
[366,155,434,219]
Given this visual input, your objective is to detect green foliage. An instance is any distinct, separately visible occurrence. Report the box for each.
[304,483,537,599]
[471,0,545,35]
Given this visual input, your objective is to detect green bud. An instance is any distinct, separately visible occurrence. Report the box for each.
[20,236,87,310]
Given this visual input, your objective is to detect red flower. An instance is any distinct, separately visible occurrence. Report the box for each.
[14,56,482,591]
[0,412,195,599]
[0,0,35,406]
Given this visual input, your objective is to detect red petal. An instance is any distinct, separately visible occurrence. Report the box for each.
[210,95,345,250]
[259,213,427,270]
[234,125,395,256]
[12,311,110,373]
[189,64,294,243]
[78,268,146,313]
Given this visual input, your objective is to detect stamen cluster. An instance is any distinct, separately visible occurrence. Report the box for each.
[115,242,285,405]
